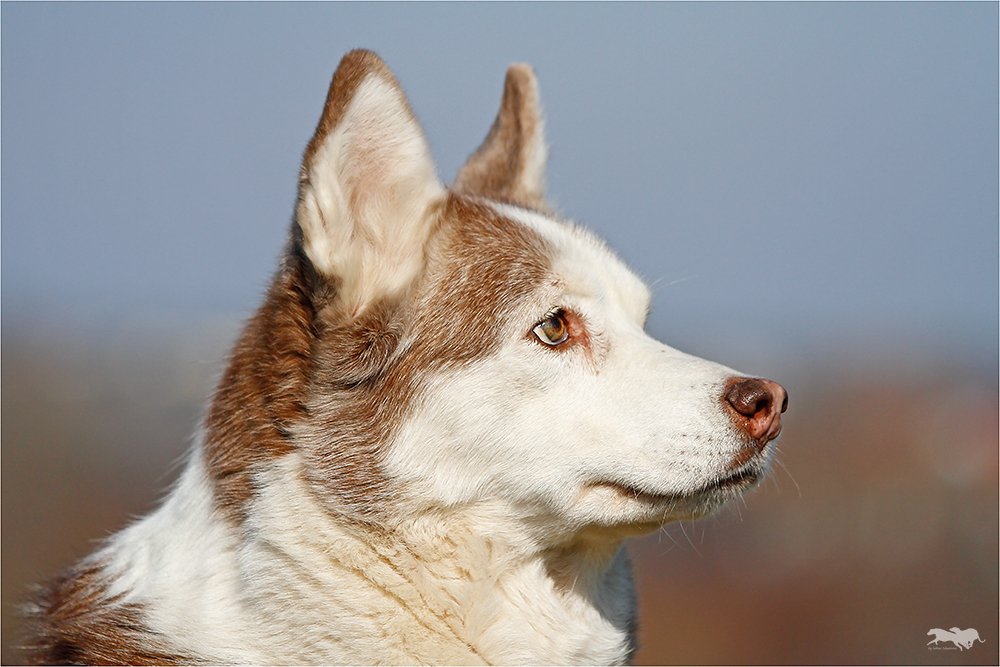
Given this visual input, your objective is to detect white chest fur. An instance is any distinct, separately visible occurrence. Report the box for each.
[101,451,635,665]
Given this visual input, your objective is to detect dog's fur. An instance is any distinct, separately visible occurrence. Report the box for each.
[25,51,786,665]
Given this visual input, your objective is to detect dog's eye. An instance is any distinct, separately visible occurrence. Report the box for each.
[533,310,569,346]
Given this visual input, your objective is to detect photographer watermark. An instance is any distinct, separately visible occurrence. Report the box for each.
[927,628,984,651]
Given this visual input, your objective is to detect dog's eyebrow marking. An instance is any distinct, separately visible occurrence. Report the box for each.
[483,201,652,325]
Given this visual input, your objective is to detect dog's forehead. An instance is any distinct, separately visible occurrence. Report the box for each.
[487,203,652,320]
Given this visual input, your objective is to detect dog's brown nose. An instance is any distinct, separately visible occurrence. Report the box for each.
[723,377,788,446]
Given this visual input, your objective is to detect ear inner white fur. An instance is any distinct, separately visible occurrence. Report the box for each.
[296,51,445,317]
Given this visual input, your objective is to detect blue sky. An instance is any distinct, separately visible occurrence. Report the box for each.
[3,2,997,374]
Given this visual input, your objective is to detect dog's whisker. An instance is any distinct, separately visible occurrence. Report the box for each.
[773,456,802,498]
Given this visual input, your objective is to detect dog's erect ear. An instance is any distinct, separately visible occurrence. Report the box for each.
[453,64,548,211]
[296,50,444,316]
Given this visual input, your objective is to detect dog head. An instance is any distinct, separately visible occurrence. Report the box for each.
[206,50,786,547]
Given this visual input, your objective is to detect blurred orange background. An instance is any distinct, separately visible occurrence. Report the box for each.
[3,319,996,665]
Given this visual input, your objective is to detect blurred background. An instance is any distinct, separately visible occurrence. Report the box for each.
[3,3,996,664]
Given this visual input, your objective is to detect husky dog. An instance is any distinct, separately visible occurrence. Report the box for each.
[26,50,787,665]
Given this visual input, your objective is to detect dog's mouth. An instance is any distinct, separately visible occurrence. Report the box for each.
[595,465,762,505]
[693,466,761,496]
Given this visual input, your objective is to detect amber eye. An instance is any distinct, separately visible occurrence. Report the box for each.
[533,310,569,346]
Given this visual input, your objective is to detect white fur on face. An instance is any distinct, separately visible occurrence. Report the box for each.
[383,204,764,543]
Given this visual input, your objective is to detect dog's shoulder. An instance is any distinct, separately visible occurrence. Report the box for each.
[24,558,196,666]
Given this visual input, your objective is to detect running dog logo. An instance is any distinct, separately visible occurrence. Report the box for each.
[927,628,985,650]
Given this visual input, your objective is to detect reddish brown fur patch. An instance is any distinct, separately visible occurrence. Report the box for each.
[24,559,197,665]
[414,197,553,365]
[453,64,548,211]
[201,238,317,520]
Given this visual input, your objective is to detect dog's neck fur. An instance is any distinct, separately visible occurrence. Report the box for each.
[95,448,636,664]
